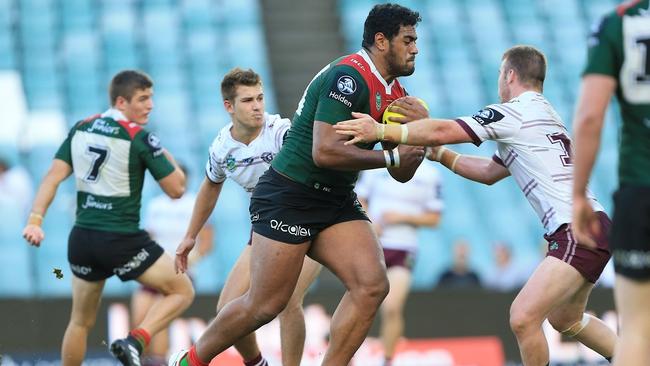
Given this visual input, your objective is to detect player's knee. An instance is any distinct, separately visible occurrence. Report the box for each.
[279,299,304,320]
[551,313,591,337]
[381,301,403,319]
[69,314,97,330]
[166,276,195,310]
[357,276,390,306]
[250,296,288,324]
[509,305,539,336]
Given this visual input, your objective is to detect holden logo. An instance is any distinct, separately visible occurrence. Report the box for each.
[337,75,357,95]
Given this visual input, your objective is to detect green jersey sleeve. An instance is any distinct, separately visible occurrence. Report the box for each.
[54,126,75,164]
[583,12,623,77]
[314,65,369,125]
[134,130,175,180]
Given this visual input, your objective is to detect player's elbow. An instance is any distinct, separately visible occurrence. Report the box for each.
[482,172,503,186]
[389,169,415,183]
[312,144,337,168]
[160,173,186,199]
[482,177,498,186]
[167,186,185,199]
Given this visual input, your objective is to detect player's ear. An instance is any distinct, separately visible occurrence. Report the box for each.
[223,99,234,114]
[114,95,128,110]
[374,32,388,51]
[508,69,518,84]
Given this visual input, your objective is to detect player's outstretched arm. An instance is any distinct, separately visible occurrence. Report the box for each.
[427,146,510,185]
[571,74,616,247]
[175,177,223,273]
[334,113,472,147]
[22,159,72,247]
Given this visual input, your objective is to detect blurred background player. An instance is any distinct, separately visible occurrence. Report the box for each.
[483,241,530,292]
[133,163,213,366]
[333,45,618,365]
[174,67,322,366]
[572,1,650,365]
[22,70,194,366]
[169,4,426,366]
[356,162,443,366]
[437,239,482,288]
[0,156,34,216]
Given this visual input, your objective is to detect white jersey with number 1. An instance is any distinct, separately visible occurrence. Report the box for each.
[455,91,604,234]
[205,112,291,194]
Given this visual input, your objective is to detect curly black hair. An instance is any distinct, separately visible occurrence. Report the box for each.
[362,3,421,49]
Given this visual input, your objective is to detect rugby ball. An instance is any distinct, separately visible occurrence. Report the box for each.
[382,98,429,125]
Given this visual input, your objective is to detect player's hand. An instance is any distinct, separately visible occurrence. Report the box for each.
[22,224,45,247]
[426,146,444,162]
[572,195,599,248]
[385,96,430,124]
[175,237,196,274]
[397,144,425,167]
[334,112,382,145]
[382,212,407,225]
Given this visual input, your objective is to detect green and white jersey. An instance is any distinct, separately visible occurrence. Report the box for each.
[272,49,407,191]
[584,0,650,186]
[55,109,175,233]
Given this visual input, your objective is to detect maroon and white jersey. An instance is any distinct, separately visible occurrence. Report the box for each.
[205,112,290,194]
[455,91,604,234]
[355,163,443,252]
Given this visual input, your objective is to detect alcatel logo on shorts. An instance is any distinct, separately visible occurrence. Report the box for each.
[113,248,150,276]
[337,75,357,95]
[270,219,311,237]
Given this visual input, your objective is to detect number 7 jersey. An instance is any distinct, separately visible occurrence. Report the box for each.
[55,108,175,233]
[455,91,604,234]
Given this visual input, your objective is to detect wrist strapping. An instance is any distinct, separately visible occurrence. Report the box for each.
[400,124,408,144]
[376,123,386,141]
[435,147,447,162]
[28,212,43,226]
[451,154,462,173]
[392,147,400,168]
[383,148,401,168]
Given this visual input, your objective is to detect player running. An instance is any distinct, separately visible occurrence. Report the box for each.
[572,1,650,365]
[334,45,618,366]
[22,70,194,366]
[169,4,425,366]
[174,67,322,366]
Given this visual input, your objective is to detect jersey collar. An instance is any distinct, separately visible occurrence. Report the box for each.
[509,90,543,103]
[357,49,397,94]
[101,108,128,122]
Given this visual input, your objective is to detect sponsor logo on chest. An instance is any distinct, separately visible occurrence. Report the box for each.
[87,120,120,135]
[81,195,113,210]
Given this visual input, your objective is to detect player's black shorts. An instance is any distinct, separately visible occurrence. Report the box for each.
[249,167,369,244]
[68,226,164,282]
[610,184,650,280]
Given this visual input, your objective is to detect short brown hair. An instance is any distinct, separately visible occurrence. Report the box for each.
[109,70,153,106]
[502,45,547,89]
[221,68,262,101]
